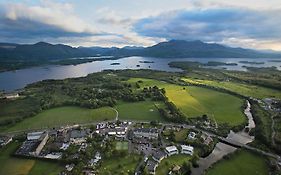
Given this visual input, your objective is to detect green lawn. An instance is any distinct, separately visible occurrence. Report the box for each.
[128,78,246,126]
[98,154,141,175]
[206,150,269,175]
[182,78,281,99]
[5,106,116,132]
[115,141,128,151]
[156,154,191,175]
[0,142,63,175]
[116,100,166,121]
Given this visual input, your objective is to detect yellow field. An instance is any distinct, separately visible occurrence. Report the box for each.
[128,78,245,126]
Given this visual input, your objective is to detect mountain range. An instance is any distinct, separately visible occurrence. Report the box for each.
[0,40,281,62]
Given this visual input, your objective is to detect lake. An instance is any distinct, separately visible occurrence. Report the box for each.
[0,56,280,92]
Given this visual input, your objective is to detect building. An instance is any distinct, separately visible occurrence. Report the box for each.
[181,145,194,155]
[133,128,158,139]
[70,130,87,144]
[165,146,178,156]
[188,132,196,140]
[31,132,49,156]
[201,134,213,145]
[146,160,158,175]
[27,131,45,140]
[0,136,12,146]
[152,150,167,163]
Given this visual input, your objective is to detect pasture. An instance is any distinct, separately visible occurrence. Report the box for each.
[156,154,191,175]
[98,154,141,175]
[5,106,116,132]
[0,142,63,175]
[116,100,166,121]
[128,78,246,126]
[206,150,269,175]
[182,78,281,99]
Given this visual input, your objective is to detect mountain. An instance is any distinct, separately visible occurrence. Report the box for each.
[0,40,281,62]
[138,40,281,58]
[0,42,94,61]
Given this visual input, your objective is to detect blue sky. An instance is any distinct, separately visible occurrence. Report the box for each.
[0,0,281,50]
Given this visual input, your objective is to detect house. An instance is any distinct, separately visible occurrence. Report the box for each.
[66,164,75,172]
[3,93,19,99]
[133,128,158,139]
[165,146,178,156]
[70,130,87,144]
[188,132,196,140]
[201,134,213,145]
[146,160,158,175]
[181,145,194,155]
[152,150,167,162]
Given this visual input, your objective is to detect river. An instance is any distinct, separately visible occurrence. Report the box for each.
[191,100,255,175]
[0,57,280,92]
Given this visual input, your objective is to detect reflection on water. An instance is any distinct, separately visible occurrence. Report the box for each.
[0,56,280,92]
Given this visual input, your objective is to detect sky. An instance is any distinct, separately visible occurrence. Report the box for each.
[0,0,281,50]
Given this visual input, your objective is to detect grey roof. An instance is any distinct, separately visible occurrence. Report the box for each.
[70,130,87,138]
[152,150,167,160]
[134,128,158,133]
[147,160,158,172]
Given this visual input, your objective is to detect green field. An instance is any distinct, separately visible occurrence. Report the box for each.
[116,100,166,121]
[98,154,141,175]
[5,106,116,132]
[206,150,269,175]
[0,142,63,175]
[128,78,246,126]
[156,154,191,175]
[182,78,281,99]
[115,141,128,151]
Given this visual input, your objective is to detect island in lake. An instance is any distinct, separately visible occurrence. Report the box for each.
[110,62,121,65]
[139,61,155,63]
[239,61,265,64]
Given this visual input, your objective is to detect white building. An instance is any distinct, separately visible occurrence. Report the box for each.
[188,132,196,140]
[181,145,194,155]
[165,146,178,156]
[27,131,44,140]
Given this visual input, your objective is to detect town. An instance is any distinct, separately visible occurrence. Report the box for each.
[0,119,216,175]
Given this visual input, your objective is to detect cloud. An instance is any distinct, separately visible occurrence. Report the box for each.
[133,8,281,48]
[0,1,103,42]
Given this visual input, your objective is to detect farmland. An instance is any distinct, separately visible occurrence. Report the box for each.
[128,78,246,126]
[206,150,269,175]
[156,154,191,175]
[4,106,116,132]
[182,78,281,99]
[0,142,63,175]
[116,100,166,121]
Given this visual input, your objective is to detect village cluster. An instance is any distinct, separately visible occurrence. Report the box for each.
[0,120,215,175]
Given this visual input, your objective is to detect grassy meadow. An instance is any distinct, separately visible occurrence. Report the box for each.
[128,78,246,126]
[182,78,281,99]
[156,154,191,175]
[5,106,116,132]
[206,150,269,175]
[116,100,166,121]
[98,154,141,175]
[0,142,63,175]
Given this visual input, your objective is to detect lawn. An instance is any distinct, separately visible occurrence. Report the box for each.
[128,78,246,126]
[156,154,191,175]
[98,154,141,175]
[5,106,116,132]
[206,150,269,175]
[116,100,166,121]
[182,78,281,99]
[0,142,63,175]
[115,141,128,151]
